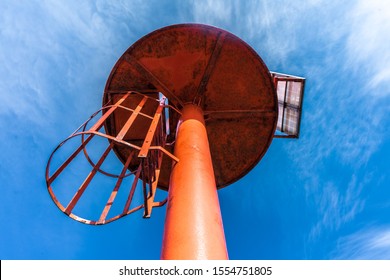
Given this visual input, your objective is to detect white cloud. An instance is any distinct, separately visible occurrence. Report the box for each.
[0,0,158,259]
[0,0,150,131]
[346,0,390,95]
[333,226,390,259]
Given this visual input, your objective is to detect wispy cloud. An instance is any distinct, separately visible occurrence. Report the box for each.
[0,1,150,127]
[309,174,367,240]
[0,0,158,259]
[290,79,384,245]
[262,0,390,247]
[333,226,390,259]
[186,0,298,64]
[346,0,390,95]
[191,0,233,25]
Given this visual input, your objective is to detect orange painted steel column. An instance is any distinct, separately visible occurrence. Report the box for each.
[161,104,228,260]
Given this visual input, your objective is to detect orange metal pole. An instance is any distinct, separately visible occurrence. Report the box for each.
[161,104,228,260]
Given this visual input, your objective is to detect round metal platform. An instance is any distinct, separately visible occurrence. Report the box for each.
[103,23,277,190]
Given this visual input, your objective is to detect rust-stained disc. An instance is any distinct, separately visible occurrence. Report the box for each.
[104,24,277,189]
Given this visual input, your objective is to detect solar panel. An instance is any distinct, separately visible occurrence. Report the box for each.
[271,72,305,138]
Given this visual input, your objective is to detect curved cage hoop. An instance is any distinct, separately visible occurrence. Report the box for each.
[46,91,178,225]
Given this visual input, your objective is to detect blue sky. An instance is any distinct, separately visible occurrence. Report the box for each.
[1,0,390,260]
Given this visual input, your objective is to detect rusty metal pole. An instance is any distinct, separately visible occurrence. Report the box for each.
[161,104,228,260]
